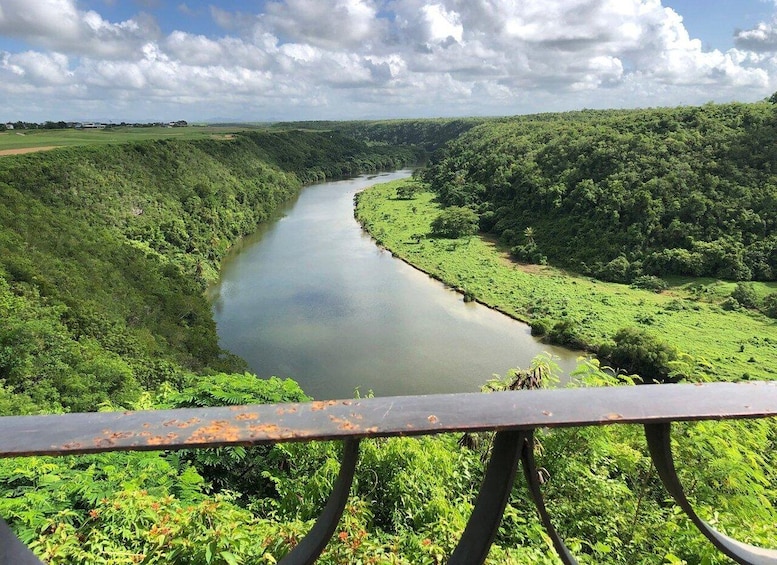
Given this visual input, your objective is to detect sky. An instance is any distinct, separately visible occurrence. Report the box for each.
[3,1,777,123]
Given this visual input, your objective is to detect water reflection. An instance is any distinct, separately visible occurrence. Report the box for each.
[209,170,580,399]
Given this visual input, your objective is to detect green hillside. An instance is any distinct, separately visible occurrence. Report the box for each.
[0,116,774,564]
[0,130,416,411]
[424,103,777,281]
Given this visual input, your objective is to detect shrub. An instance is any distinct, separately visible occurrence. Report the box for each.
[598,255,631,283]
[721,297,741,311]
[530,318,551,337]
[601,327,678,381]
[762,292,777,318]
[547,318,584,348]
[499,228,517,246]
[510,243,546,265]
[730,282,759,309]
[430,206,479,238]
[630,275,668,292]
[395,183,420,199]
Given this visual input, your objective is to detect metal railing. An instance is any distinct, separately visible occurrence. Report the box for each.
[1,381,777,564]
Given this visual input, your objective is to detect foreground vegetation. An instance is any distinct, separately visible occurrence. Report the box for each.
[0,109,775,563]
[5,365,775,564]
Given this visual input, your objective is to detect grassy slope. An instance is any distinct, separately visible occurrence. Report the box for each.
[0,132,416,410]
[356,180,777,382]
[0,126,250,152]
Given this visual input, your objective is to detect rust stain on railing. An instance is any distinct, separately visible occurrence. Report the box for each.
[0,381,775,458]
[1,381,776,565]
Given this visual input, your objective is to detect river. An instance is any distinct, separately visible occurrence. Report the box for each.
[208,170,580,400]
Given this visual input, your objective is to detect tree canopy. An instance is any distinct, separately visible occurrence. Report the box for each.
[424,102,777,281]
[430,206,479,238]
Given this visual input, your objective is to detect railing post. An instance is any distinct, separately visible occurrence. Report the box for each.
[645,423,777,565]
[449,430,526,565]
[0,517,43,565]
[279,439,360,565]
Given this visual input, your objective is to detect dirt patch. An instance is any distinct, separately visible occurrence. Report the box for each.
[481,237,553,275]
[516,262,549,274]
[0,146,60,156]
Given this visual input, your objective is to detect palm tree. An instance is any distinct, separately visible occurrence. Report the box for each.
[523,226,535,245]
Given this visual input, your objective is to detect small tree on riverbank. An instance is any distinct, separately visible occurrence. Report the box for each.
[430,206,478,238]
[396,183,420,199]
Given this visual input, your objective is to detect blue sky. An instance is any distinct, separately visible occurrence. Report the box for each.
[2,1,777,122]
[664,1,774,50]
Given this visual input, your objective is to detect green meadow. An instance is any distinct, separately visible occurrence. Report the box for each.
[356,179,777,382]
[0,125,251,153]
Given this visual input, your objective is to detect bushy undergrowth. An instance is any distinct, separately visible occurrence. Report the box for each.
[1,365,774,564]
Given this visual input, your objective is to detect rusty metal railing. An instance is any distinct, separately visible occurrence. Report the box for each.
[1,381,777,564]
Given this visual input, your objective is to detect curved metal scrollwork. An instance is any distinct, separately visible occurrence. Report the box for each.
[0,517,43,564]
[279,439,360,565]
[450,430,578,565]
[519,430,578,565]
[449,430,526,564]
[645,423,777,565]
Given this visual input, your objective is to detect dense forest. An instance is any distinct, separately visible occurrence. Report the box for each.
[272,117,485,151]
[424,102,777,282]
[0,113,775,563]
[0,131,416,412]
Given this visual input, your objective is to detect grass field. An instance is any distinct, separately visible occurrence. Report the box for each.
[356,179,777,382]
[0,125,256,155]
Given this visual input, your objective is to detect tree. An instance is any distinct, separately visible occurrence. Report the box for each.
[395,183,420,200]
[523,226,535,245]
[730,282,759,309]
[598,255,631,283]
[430,206,479,238]
[603,327,678,381]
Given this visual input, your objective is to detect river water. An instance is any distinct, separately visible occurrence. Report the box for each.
[208,170,580,400]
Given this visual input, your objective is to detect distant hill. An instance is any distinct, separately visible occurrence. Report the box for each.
[424,102,777,281]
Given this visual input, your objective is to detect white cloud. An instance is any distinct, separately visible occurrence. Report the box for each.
[263,0,380,49]
[1,0,777,121]
[421,3,463,44]
[1,50,73,86]
[163,32,271,69]
[736,19,777,52]
[0,0,159,58]
[0,0,82,43]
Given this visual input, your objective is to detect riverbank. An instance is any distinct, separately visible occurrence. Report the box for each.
[355,179,777,382]
[209,171,579,399]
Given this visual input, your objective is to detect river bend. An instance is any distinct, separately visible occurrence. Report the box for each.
[209,170,579,399]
